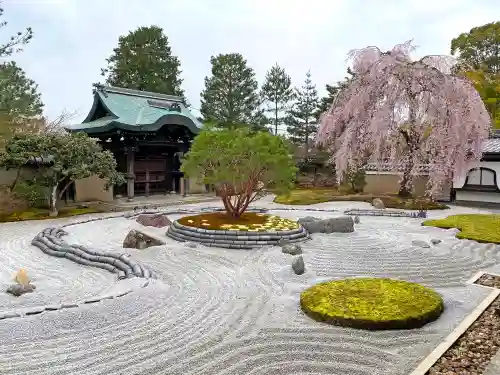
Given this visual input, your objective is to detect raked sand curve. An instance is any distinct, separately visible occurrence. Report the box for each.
[0,198,499,374]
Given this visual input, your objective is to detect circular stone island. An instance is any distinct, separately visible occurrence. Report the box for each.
[167,212,308,249]
[300,278,444,330]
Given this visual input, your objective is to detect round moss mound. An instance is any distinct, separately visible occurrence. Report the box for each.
[300,278,444,330]
[177,212,300,231]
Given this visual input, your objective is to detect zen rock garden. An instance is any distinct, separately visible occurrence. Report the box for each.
[2,22,500,375]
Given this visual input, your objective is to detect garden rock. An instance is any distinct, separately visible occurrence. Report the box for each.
[281,243,302,255]
[136,214,171,228]
[412,239,430,248]
[123,230,164,249]
[353,215,360,224]
[298,216,354,234]
[292,256,305,275]
[431,239,442,245]
[299,216,320,223]
[6,283,36,297]
[372,198,385,209]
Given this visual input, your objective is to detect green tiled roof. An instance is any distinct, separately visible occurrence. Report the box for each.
[66,85,202,135]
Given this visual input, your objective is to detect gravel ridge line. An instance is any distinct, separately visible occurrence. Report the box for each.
[0,278,151,321]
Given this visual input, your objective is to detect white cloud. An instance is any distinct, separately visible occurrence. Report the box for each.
[4,0,499,125]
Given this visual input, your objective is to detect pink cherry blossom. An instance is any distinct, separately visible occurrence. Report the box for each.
[316,40,491,197]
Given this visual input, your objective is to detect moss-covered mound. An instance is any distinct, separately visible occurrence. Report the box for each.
[422,214,500,244]
[177,212,300,231]
[0,207,103,222]
[300,278,444,330]
[274,188,448,209]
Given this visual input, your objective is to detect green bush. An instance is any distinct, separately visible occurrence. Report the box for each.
[14,180,47,208]
[300,278,444,330]
[344,167,366,193]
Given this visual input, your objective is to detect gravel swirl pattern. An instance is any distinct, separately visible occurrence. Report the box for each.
[0,200,499,374]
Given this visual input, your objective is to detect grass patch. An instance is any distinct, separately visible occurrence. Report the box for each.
[177,212,299,231]
[274,188,448,210]
[0,206,104,222]
[422,214,500,244]
[300,278,444,330]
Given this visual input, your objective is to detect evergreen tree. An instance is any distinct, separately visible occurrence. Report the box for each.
[0,5,33,58]
[0,61,43,121]
[315,67,355,121]
[260,63,294,135]
[101,25,184,98]
[200,53,264,130]
[287,70,319,155]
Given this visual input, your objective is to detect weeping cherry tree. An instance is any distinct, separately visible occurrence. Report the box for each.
[316,40,491,197]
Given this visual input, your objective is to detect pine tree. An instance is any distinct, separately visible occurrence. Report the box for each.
[315,67,355,121]
[287,70,319,155]
[260,63,294,135]
[0,62,43,121]
[101,25,184,98]
[200,53,264,130]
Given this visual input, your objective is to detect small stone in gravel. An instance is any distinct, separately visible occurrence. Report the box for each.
[281,243,302,255]
[292,256,305,275]
[123,230,164,249]
[412,239,430,248]
[372,198,385,209]
[353,215,360,224]
[185,242,198,248]
[431,239,442,245]
[6,283,36,297]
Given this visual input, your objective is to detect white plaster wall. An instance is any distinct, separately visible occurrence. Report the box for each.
[456,190,500,203]
[453,161,500,189]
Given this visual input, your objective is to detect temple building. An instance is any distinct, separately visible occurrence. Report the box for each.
[66,85,205,201]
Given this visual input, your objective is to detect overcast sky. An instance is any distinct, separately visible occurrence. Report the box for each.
[4,0,499,126]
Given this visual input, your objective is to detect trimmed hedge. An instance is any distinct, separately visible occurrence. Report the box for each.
[422,214,500,244]
[300,278,444,330]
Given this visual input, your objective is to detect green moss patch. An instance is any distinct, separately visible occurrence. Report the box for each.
[300,278,444,330]
[177,212,300,231]
[423,214,500,244]
[274,188,448,210]
[0,207,103,222]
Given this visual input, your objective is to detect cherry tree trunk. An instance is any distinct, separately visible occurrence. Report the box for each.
[398,161,414,198]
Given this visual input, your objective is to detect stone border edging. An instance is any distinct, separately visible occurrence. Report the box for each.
[166,220,309,249]
[0,279,151,321]
[32,227,156,279]
[200,206,340,213]
[409,273,500,375]
[343,208,424,218]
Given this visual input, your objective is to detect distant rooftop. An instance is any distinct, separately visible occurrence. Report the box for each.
[66,85,202,135]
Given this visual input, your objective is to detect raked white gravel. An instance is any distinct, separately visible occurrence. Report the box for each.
[0,197,499,375]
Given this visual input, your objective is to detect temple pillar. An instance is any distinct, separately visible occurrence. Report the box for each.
[125,146,135,200]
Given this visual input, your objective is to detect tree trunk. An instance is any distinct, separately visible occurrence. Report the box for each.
[9,168,22,192]
[49,185,58,217]
[274,103,279,136]
[58,180,73,200]
[398,163,413,198]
